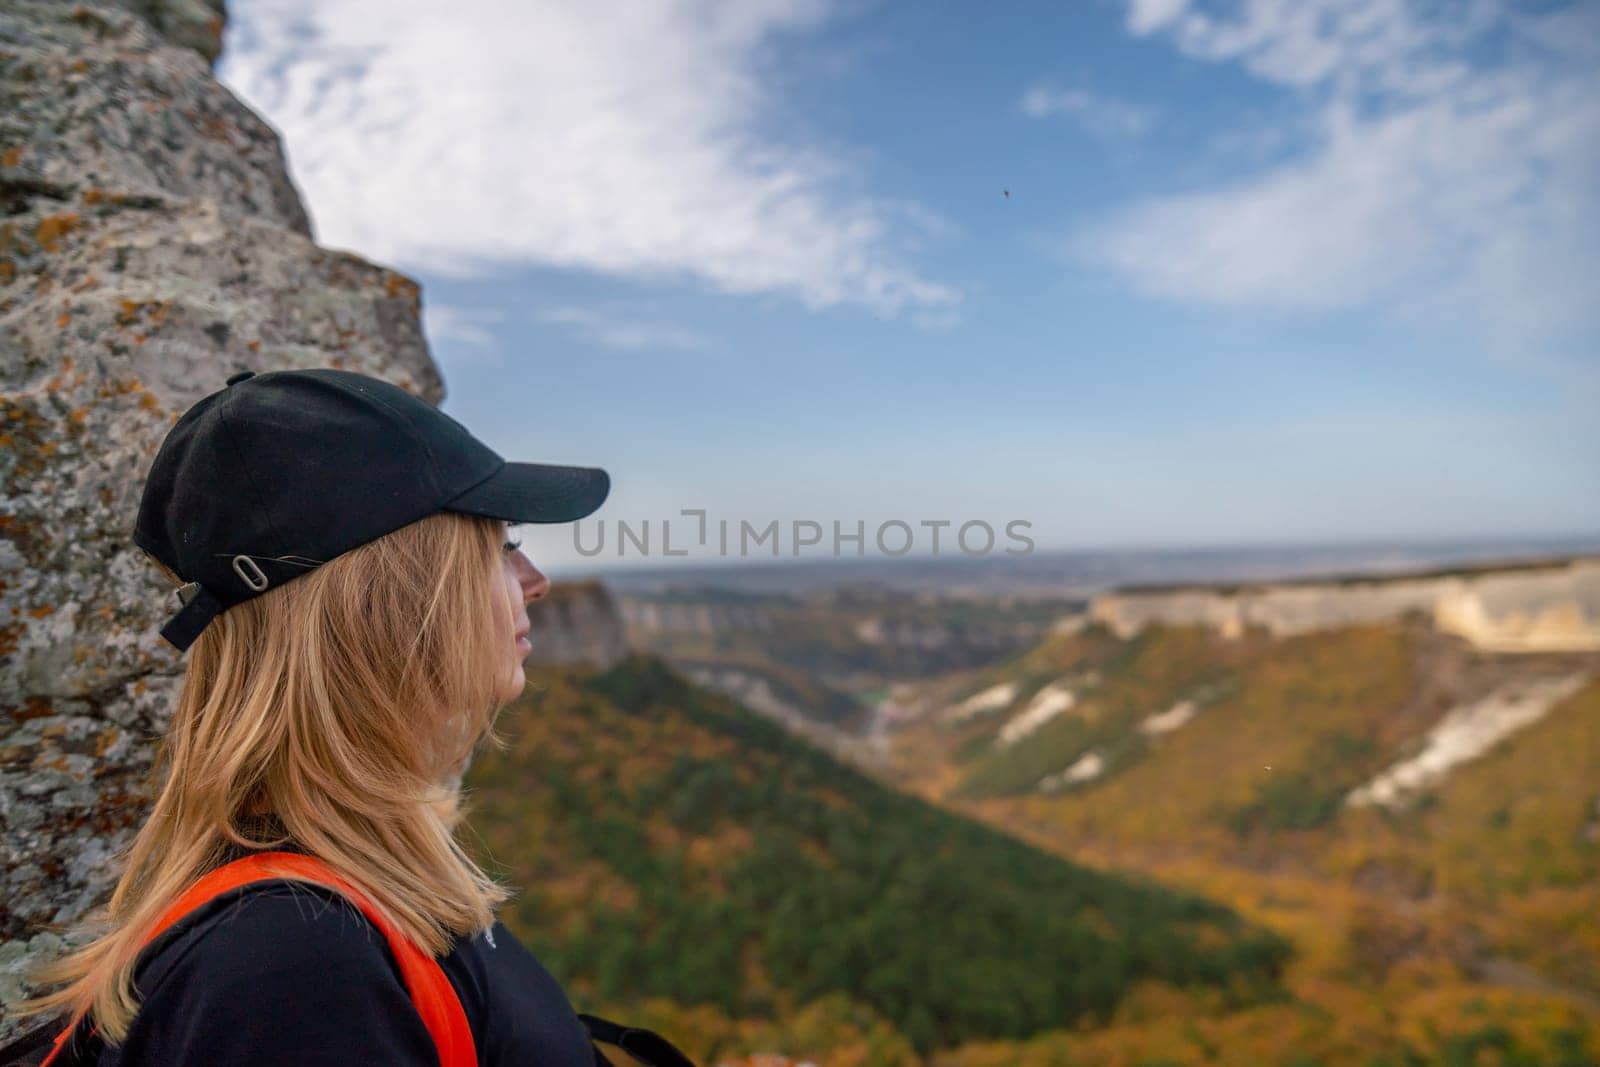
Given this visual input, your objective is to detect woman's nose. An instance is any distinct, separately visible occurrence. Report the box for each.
[521,559,550,605]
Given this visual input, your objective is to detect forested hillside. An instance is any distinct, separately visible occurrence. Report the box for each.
[884,618,1600,1065]
[464,655,1288,1061]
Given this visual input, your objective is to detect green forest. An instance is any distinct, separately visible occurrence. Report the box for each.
[465,655,1290,1054]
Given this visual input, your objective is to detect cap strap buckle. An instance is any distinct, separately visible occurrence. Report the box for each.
[232,555,269,592]
[160,583,224,653]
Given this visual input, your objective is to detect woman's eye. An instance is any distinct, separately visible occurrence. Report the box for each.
[503,539,523,553]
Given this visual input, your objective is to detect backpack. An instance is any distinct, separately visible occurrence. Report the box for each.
[0,852,695,1067]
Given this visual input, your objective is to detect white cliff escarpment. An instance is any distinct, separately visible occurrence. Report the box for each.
[1091,557,1600,652]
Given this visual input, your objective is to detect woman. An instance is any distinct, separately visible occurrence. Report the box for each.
[14,368,679,1065]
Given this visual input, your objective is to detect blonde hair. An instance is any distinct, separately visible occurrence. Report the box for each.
[20,510,515,1041]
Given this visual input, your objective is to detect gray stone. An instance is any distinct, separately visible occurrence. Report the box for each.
[0,0,439,1036]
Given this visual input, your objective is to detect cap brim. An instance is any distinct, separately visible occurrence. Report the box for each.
[443,462,610,523]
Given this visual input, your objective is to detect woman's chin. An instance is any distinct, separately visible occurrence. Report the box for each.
[498,669,526,706]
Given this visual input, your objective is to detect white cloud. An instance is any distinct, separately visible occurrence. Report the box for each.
[534,306,707,352]
[1020,83,1153,137]
[1081,0,1600,356]
[1125,0,1188,35]
[422,303,502,350]
[218,0,956,318]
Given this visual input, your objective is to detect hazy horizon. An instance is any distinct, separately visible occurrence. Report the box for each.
[560,531,1600,598]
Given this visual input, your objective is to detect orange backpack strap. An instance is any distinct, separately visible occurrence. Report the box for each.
[42,851,477,1067]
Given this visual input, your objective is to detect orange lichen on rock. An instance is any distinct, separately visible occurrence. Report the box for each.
[36,212,81,253]
[45,357,80,392]
[116,299,172,337]
[194,112,234,142]
[383,271,420,301]
[82,189,129,208]
[10,696,53,722]
[94,729,122,758]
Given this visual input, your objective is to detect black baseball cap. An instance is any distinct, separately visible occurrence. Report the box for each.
[133,368,610,652]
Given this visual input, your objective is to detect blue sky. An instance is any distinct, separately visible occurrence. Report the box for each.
[217,0,1599,570]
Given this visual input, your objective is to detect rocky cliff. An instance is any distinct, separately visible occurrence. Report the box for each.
[0,0,442,1030]
[523,579,628,669]
[1090,556,1600,652]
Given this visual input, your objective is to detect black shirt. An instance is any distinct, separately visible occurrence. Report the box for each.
[61,881,599,1066]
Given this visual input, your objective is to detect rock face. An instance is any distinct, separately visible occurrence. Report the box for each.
[619,597,775,636]
[523,580,629,669]
[1091,557,1600,653]
[1432,562,1600,652]
[679,663,880,769]
[0,0,441,1031]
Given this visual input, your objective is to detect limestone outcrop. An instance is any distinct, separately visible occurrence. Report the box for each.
[523,579,629,669]
[1091,557,1600,652]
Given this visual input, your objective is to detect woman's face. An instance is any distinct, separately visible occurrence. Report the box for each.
[494,523,550,707]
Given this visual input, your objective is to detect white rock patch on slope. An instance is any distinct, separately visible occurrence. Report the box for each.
[998,682,1075,747]
[949,682,1017,722]
[1347,673,1589,809]
[1140,699,1197,736]
[1040,750,1104,791]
